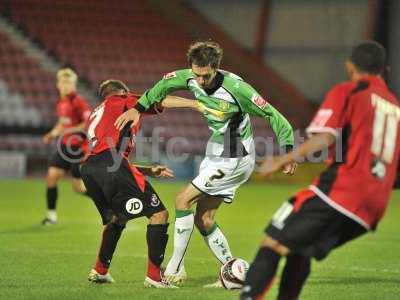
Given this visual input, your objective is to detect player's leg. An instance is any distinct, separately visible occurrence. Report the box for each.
[71,163,88,195]
[81,161,117,283]
[42,166,65,225]
[145,210,169,284]
[140,183,173,288]
[241,196,316,300]
[89,215,126,284]
[195,197,233,264]
[241,235,289,299]
[164,183,203,280]
[71,177,87,193]
[277,253,311,300]
[241,194,364,300]
[106,158,176,288]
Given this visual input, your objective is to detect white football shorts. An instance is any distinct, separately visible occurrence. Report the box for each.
[191,154,255,203]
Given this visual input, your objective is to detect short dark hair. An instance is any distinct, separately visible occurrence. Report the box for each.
[350,41,386,75]
[187,40,223,69]
[98,79,129,98]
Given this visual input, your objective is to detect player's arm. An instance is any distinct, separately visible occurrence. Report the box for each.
[237,82,296,174]
[237,82,294,148]
[161,95,199,110]
[61,122,86,134]
[258,132,335,176]
[161,95,220,116]
[115,71,188,130]
[135,165,174,178]
[43,119,87,144]
[42,120,63,144]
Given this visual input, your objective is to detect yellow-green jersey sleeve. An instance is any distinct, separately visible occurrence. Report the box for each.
[137,70,191,111]
[235,81,294,147]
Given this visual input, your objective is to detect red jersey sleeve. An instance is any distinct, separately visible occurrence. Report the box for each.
[306,83,351,138]
[74,96,92,122]
[56,102,67,118]
[126,95,138,109]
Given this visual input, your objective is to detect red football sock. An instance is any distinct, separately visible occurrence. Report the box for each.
[95,257,108,275]
[147,259,161,281]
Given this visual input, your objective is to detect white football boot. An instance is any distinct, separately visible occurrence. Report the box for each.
[88,269,114,284]
[163,266,187,284]
[41,217,56,225]
[144,277,178,288]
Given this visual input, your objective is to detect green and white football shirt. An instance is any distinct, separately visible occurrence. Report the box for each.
[137,69,294,157]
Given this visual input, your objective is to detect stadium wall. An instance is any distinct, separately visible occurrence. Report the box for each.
[188,0,370,102]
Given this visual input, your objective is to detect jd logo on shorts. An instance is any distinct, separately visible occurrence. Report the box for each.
[125,198,143,215]
[150,194,160,207]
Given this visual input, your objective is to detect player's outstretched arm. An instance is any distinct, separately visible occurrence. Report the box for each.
[258,132,335,176]
[42,121,63,144]
[162,95,226,117]
[235,81,296,174]
[161,95,200,111]
[62,122,86,135]
[115,70,189,130]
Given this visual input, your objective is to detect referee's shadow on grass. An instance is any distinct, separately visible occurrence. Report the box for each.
[309,277,400,285]
[0,224,67,235]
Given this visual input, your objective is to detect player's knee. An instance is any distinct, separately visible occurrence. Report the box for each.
[149,209,169,224]
[261,235,290,256]
[46,169,61,187]
[175,191,191,210]
[194,213,214,231]
[72,180,86,194]
[111,215,128,226]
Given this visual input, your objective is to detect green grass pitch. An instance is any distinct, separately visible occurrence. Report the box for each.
[0,179,399,299]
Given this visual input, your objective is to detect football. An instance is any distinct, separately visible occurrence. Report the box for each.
[219,258,249,289]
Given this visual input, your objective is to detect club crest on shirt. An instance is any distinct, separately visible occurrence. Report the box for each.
[251,94,268,109]
[219,100,230,111]
[163,72,177,79]
[150,194,160,207]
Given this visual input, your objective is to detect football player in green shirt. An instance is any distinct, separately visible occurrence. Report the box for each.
[115,41,297,285]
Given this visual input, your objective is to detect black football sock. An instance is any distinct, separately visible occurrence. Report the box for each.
[95,222,125,274]
[240,247,281,300]
[278,254,311,300]
[46,186,58,210]
[146,223,169,281]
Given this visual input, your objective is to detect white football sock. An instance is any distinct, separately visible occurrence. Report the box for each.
[165,211,194,275]
[47,209,57,221]
[203,225,232,264]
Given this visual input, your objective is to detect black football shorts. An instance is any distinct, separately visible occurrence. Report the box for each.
[265,196,367,261]
[81,150,166,225]
[49,143,84,178]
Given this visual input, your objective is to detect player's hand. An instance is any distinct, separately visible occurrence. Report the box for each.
[42,133,54,144]
[282,161,297,175]
[150,165,174,178]
[257,156,286,176]
[196,101,206,113]
[114,108,140,130]
[198,102,224,119]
